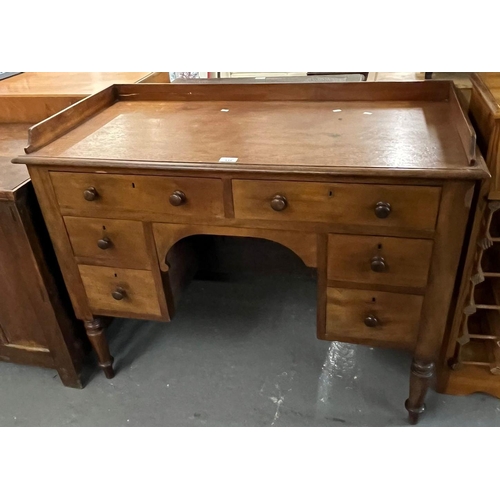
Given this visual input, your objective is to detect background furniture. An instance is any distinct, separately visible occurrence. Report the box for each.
[439,73,500,397]
[0,126,85,387]
[15,81,486,422]
[173,75,366,84]
[0,72,170,123]
[0,72,169,386]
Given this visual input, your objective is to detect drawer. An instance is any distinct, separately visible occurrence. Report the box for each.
[51,172,225,219]
[232,180,440,231]
[325,288,423,348]
[79,265,162,318]
[65,217,151,270]
[327,234,433,288]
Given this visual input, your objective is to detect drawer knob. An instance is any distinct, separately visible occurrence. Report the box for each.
[364,315,380,328]
[169,190,187,206]
[374,201,391,219]
[271,194,287,212]
[97,237,112,250]
[83,187,98,201]
[370,256,386,272]
[112,287,126,301]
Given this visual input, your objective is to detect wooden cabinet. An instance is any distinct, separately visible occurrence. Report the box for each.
[0,155,84,387]
[439,73,500,397]
[0,72,169,386]
[15,81,486,422]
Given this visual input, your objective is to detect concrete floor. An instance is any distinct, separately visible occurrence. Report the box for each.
[1,273,500,426]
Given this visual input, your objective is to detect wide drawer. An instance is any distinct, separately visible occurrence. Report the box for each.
[327,234,433,288]
[79,265,162,318]
[325,288,423,348]
[51,172,225,219]
[232,180,440,231]
[65,217,151,270]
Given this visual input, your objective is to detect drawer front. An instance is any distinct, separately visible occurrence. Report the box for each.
[79,265,161,317]
[325,288,423,348]
[327,234,433,288]
[51,172,225,219]
[65,217,151,270]
[232,180,440,230]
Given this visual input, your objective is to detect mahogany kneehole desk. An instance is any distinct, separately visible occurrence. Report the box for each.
[14,81,488,424]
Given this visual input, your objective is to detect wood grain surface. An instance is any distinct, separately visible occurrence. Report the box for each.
[27,99,472,171]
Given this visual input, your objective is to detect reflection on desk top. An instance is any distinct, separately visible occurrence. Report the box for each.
[0,72,154,96]
[16,81,486,180]
[0,123,31,198]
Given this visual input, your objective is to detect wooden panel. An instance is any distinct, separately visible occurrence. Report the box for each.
[64,216,150,270]
[325,287,423,348]
[233,180,441,231]
[50,172,225,219]
[0,72,154,96]
[0,73,156,123]
[79,265,162,318]
[152,223,318,270]
[0,97,80,123]
[25,86,117,153]
[28,166,94,321]
[414,181,474,361]
[472,74,500,118]
[440,364,500,398]
[116,81,452,102]
[0,186,84,387]
[327,234,433,288]
[0,343,55,369]
[0,123,32,198]
[0,202,50,348]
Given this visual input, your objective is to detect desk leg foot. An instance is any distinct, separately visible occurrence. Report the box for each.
[405,359,434,425]
[85,317,115,379]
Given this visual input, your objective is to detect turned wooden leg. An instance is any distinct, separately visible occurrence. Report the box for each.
[405,359,434,424]
[84,317,115,379]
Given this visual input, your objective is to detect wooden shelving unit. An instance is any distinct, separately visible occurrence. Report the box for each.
[440,73,500,396]
[450,225,500,375]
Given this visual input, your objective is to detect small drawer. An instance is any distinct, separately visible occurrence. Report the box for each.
[79,265,162,318]
[65,217,151,270]
[327,234,433,288]
[51,172,225,219]
[325,288,423,348]
[232,180,440,231]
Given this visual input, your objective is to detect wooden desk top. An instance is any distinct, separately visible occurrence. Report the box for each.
[0,72,154,97]
[31,99,469,171]
[472,73,500,118]
[0,124,31,199]
[17,81,485,180]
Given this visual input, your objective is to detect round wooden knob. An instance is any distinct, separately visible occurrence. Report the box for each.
[364,315,380,328]
[169,190,186,206]
[271,194,287,212]
[83,187,98,201]
[97,237,111,250]
[370,256,386,272]
[374,201,391,219]
[112,287,126,301]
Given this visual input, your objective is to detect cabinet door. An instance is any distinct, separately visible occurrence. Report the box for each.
[0,202,50,350]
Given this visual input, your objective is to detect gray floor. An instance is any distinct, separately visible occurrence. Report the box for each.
[1,274,500,426]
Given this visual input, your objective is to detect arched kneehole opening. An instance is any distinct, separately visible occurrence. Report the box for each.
[164,235,317,310]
